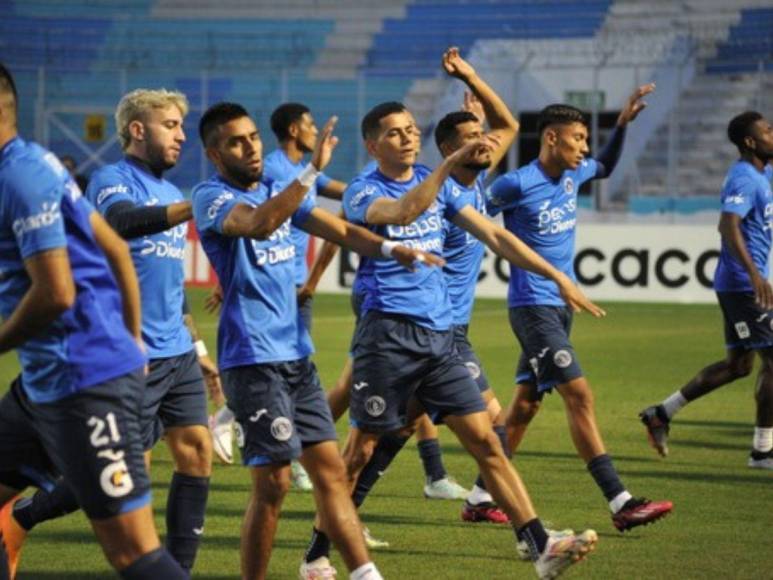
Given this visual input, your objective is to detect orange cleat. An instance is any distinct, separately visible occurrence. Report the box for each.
[0,497,26,580]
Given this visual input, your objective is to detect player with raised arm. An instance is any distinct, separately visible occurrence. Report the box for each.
[0,63,187,579]
[1,88,215,573]
[492,87,674,532]
[192,102,443,580]
[640,111,773,469]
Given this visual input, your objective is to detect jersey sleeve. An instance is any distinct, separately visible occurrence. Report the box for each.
[485,171,522,216]
[85,165,135,215]
[191,183,240,235]
[343,178,387,225]
[720,177,757,218]
[317,172,332,191]
[576,158,600,184]
[5,169,67,260]
[442,181,473,221]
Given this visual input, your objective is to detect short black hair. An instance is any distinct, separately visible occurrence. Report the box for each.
[0,62,18,109]
[537,104,587,135]
[270,102,310,142]
[727,111,763,153]
[434,111,478,149]
[361,101,406,140]
[199,102,250,147]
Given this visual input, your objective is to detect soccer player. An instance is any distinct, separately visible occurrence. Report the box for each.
[304,87,605,580]
[192,102,443,580]
[640,111,773,469]
[0,63,187,579]
[1,89,215,573]
[491,87,674,532]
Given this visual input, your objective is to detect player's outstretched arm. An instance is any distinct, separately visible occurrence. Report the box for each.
[104,200,192,239]
[90,210,142,343]
[365,136,497,226]
[452,207,605,317]
[298,238,340,305]
[0,249,75,354]
[302,207,444,271]
[181,294,223,405]
[222,117,339,239]
[442,46,518,168]
[719,212,773,309]
[318,178,347,201]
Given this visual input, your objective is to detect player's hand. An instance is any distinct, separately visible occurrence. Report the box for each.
[442,46,476,82]
[199,354,224,402]
[751,274,773,311]
[617,83,656,127]
[446,134,500,168]
[463,91,486,125]
[392,246,445,271]
[557,277,606,318]
[204,284,223,314]
[297,284,315,305]
[134,335,149,375]
[310,116,339,172]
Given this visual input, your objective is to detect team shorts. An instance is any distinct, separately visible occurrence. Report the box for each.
[142,349,208,449]
[350,311,486,433]
[0,371,152,519]
[510,305,583,394]
[453,324,491,393]
[222,357,337,467]
[717,291,773,350]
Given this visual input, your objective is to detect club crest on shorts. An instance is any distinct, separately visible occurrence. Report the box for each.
[234,421,245,448]
[366,396,386,417]
[270,417,293,442]
[464,361,481,380]
[553,349,573,369]
[735,321,750,339]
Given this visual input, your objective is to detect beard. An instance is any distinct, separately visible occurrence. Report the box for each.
[145,141,178,174]
[224,160,262,189]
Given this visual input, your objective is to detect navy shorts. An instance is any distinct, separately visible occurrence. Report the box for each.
[0,371,152,519]
[297,286,314,332]
[142,349,208,449]
[510,306,583,394]
[222,357,337,467]
[717,291,773,350]
[453,325,490,393]
[350,311,486,433]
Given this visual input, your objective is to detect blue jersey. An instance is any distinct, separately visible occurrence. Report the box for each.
[0,137,145,403]
[714,161,773,292]
[487,158,599,307]
[344,164,470,331]
[86,158,191,359]
[442,174,486,325]
[263,149,332,286]
[192,174,316,369]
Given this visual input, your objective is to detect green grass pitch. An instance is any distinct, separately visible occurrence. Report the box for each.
[2,290,772,579]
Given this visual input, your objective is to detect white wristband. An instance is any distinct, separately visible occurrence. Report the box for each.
[297,164,320,188]
[381,240,399,258]
[194,340,208,357]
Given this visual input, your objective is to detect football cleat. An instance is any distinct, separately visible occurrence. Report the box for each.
[461,500,510,524]
[517,527,575,561]
[0,497,26,580]
[534,529,597,579]
[423,477,470,500]
[209,406,235,465]
[291,461,314,491]
[299,556,337,579]
[748,449,773,470]
[612,497,673,532]
[362,526,390,549]
[639,405,670,457]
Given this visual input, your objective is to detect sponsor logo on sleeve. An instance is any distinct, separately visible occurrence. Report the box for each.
[207,190,235,220]
[12,202,61,238]
[350,184,377,208]
[96,184,129,205]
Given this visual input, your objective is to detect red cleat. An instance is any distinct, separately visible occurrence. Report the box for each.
[461,500,510,524]
[0,497,26,580]
[612,497,673,532]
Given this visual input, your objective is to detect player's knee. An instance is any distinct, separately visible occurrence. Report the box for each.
[510,397,541,424]
[172,430,212,476]
[255,467,291,505]
[730,358,754,379]
[562,384,595,414]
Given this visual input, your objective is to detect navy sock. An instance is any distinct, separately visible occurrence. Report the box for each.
[305,527,331,563]
[13,482,80,531]
[474,425,510,492]
[587,453,626,502]
[119,547,188,579]
[352,433,409,508]
[417,438,447,483]
[165,473,209,571]
[516,518,549,561]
